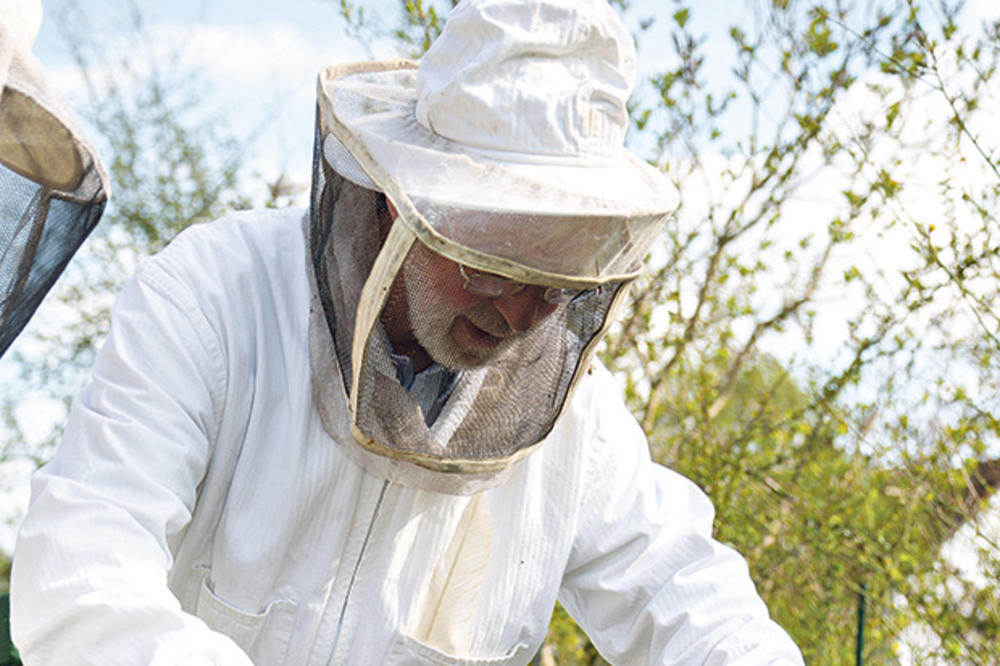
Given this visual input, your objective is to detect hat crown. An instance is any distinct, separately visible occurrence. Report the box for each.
[0,0,43,54]
[415,0,636,162]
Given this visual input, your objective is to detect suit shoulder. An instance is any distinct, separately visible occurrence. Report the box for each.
[146,208,307,285]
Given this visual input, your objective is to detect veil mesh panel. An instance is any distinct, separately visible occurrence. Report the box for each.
[0,161,104,357]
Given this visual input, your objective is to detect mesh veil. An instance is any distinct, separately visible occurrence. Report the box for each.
[0,28,107,358]
[309,115,381,397]
[307,11,679,490]
[307,112,630,493]
[355,246,624,470]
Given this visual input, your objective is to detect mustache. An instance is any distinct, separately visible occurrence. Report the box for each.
[461,300,514,338]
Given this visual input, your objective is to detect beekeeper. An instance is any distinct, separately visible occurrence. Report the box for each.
[0,0,108,358]
[11,0,805,663]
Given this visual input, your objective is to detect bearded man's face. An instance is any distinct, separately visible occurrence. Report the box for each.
[382,241,557,371]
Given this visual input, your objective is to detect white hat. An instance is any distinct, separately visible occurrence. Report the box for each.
[0,0,41,58]
[319,0,678,219]
[1,0,109,357]
[308,0,679,492]
[0,0,98,191]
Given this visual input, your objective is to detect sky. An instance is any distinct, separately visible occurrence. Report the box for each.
[5,0,999,563]
[2,6,1000,660]
[33,0,385,193]
[7,0,729,551]
[29,0,997,179]
[29,0,748,198]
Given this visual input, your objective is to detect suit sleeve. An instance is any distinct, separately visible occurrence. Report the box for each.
[10,259,254,665]
[559,369,805,665]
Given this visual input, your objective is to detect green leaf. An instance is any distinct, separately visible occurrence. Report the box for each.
[673,8,690,29]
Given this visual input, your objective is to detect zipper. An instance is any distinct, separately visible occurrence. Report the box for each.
[325,478,390,665]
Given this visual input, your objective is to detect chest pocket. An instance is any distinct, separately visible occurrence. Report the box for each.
[195,574,298,665]
[383,633,526,666]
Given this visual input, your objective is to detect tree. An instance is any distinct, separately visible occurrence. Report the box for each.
[0,0,302,467]
[358,0,1000,661]
[2,0,997,662]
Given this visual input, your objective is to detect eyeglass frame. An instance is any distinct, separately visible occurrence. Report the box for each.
[458,264,601,305]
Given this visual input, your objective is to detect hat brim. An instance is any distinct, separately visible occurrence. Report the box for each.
[319,61,678,219]
[1,47,102,195]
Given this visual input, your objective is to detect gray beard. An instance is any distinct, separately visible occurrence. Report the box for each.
[401,257,516,370]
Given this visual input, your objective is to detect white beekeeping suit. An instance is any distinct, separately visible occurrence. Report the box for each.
[0,0,108,357]
[11,0,805,664]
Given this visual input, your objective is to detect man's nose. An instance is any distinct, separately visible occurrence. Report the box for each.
[492,286,557,333]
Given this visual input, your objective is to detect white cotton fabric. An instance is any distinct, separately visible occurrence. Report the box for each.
[0,0,42,63]
[320,0,680,222]
[311,0,678,487]
[415,0,634,161]
[11,209,804,665]
[1,0,110,359]
[0,0,106,193]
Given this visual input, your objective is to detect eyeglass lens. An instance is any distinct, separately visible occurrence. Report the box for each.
[460,266,599,305]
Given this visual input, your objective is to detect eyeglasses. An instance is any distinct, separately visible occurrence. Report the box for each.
[459,265,602,305]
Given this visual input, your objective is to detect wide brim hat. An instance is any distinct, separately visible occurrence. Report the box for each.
[316,0,678,285]
[1,0,109,357]
[320,62,678,219]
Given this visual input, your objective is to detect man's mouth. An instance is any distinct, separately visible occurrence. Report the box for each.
[453,316,505,349]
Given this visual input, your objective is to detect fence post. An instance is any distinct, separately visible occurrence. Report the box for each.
[855,582,867,666]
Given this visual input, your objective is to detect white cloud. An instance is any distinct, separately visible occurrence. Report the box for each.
[35,7,378,185]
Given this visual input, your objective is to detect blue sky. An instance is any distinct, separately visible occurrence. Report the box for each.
[33,0,385,192]
[30,0,994,195]
[29,0,749,195]
[8,0,746,550]
[6,0,997,553]
[17,0,1000,438]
